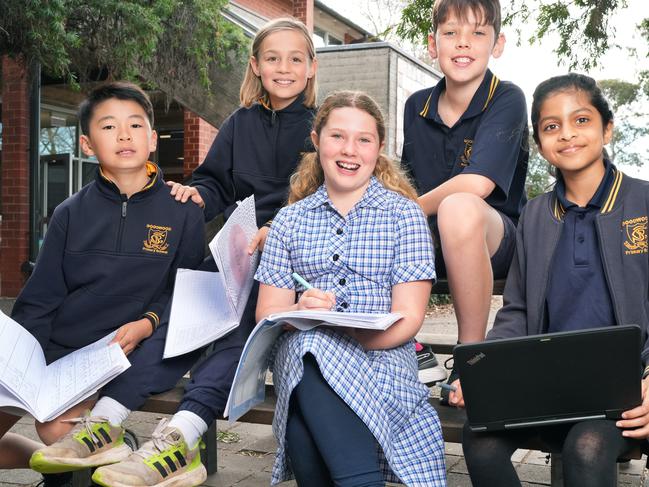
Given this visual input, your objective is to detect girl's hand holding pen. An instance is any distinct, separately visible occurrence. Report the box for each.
[297,288,336,311]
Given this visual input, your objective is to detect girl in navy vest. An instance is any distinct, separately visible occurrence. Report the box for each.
[455,74,649,487]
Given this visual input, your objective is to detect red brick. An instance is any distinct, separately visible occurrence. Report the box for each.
[1,55,31,296]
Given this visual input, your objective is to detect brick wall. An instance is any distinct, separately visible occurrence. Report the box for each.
[183,110,218,179]
[235,0,313,31]
[235,0,292,19]
[0,56,31,297]
[292,0,314,32]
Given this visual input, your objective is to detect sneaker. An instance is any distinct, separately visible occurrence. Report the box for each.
[416,342,447,385]
[30,412,132,473]
[439,357,459,406]
[92,419,207,487]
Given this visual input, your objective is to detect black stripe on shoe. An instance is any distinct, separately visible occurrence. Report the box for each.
[173,451,187,467]
[163,456,178,473]
[98,428,112,444]
[152,461,168,478]
[81,437,96,453]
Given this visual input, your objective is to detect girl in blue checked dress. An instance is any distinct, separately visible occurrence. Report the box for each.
[255,91,446,487]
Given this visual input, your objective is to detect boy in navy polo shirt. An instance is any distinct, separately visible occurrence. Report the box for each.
[401,0,528,393]
[5,82,205,483]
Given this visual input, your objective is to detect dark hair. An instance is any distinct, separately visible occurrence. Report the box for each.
[531,73,614,146]
[78,81,154,136]
[432,0,502,37]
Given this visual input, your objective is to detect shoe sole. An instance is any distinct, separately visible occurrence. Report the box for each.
[30,444,132,473]
[92,463,207,487]
[418,366,447,386]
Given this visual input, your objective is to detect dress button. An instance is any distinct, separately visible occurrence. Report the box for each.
[333,254,339,261]
[339,278,346,285]
[341,302,349,309]
[577,236,585,243]
[337,228,343,235]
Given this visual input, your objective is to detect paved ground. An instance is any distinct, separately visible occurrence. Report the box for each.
[0,297,647,486]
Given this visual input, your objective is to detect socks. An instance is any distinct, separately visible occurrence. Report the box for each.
[91,396,131,426]
[168,410,208,448]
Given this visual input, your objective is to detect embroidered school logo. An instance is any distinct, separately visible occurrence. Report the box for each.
[459,139,473,167]
[143,224,171,254]
[623,216,648,255]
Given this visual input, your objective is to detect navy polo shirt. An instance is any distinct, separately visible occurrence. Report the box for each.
[401,69,529,222]
[546,161,617,333]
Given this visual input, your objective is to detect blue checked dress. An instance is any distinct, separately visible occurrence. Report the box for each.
[255,177,446,486]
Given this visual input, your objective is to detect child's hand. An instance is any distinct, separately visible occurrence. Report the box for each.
[297,288,336,311]
[248,227,269,254]
[167,181,205,207]
[448,379,465,408]
[110,319,153,355]
[617,376,649,438]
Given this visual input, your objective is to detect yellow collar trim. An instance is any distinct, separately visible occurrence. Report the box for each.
[601,169,622,214]
[553,169,623,220]
[482,75,500,111]
[99,162,158,192]
[419,91,433,117]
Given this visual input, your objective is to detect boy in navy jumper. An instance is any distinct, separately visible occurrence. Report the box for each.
[401,0,528,393]
[4,82,205,480]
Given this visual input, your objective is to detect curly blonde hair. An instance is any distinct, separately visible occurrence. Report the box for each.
[288,91,418,204]
[239,18,317,109]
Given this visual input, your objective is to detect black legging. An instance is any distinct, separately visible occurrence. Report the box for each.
[462,419,641,487]
[285,354,384,487]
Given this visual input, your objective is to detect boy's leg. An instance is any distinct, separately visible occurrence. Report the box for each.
[91,283,259,486]
[0,411,41,468]
[437,193,514,343]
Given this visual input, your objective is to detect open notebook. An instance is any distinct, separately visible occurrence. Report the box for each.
[224,310,402,422]
[0,311,130,422]
[163,195,259,358]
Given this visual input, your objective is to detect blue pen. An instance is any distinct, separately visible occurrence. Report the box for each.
[292,272,313,290]
[438,382,457,393]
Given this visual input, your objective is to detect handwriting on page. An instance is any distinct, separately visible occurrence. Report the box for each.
[0,312,46,407]
[210,195,258,318]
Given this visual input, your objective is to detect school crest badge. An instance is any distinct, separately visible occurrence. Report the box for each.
[623,216,648,255]
[459,139,473,167]
[143,224,171,254]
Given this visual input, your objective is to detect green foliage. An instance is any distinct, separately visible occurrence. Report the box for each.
[396,0,644,70]
[526,134,554,199]
[429,293,452,306]
[599,78,649,167]
[0,0,247,90]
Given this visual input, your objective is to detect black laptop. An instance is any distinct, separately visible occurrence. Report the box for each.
[454,325,642,432]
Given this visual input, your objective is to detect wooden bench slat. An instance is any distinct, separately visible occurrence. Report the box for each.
[433,279,506,296]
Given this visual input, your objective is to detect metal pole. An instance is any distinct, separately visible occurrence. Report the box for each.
[28,62,41,264]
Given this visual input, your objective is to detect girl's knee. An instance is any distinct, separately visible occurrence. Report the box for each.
[563,421,615,466]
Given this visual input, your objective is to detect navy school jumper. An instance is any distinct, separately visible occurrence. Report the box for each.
[103,95,317,424]
[12,163,206,411]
